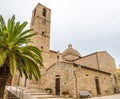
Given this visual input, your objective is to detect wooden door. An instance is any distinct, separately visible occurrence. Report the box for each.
[95,77,101,95]
[55,77,60,95]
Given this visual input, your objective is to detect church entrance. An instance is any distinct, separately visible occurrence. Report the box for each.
[55,75,60,95]
[95,77,101,95]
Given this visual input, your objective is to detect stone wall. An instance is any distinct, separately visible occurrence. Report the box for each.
[49,50,58,67]
[44,61,116,98]
[74,53,99,70]
[97,51,116,74]
[74,51,116,74]
[76,67,114,96]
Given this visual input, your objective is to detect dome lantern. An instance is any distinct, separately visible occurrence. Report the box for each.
[68,44,72,48]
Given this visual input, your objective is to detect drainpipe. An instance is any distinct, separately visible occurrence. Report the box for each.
[74,70,78,98]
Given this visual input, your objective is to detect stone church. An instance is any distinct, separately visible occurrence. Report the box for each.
[12,3,118,98]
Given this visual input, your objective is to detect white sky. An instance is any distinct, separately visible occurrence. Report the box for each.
[0,0,120,67]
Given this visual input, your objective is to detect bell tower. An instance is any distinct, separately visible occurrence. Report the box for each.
[30,3,51,52]
[30,3,51,68]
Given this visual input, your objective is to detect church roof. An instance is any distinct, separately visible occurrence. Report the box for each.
[47,61,111,75]
[62,44,81,57]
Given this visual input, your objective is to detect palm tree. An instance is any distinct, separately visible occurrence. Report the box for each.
[0,15,43,98]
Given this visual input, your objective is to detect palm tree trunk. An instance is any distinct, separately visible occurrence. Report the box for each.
[0,68,7,99]
[0,58,10,99]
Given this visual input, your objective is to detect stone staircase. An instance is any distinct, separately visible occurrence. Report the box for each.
[6,86,74,99]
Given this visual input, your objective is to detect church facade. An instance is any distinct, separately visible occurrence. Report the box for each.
[12,3,118,98]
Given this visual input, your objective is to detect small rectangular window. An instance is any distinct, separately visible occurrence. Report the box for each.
[41,46,43,49]
[42,31,45,35]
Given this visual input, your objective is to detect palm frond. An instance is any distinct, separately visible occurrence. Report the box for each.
[0,15,6,30]
[7,15,15,34]
[0,15,43,81]
[20,54,41,80]
[0,49,7,67]
[23,46,43,65]
[9,53,16,75]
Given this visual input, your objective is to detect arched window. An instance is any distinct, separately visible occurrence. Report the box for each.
[42,8,47,17]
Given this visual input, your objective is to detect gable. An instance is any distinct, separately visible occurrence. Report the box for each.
[74,53,99,70]
[97,51,116,74]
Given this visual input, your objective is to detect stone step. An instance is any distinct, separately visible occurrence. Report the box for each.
[32,94,56,98]
[31,94,74,99]
[37,98,74,99]
[6,86,74,99]
[26,92,49,95]
[24,89,45,93]
[25,90,74,99]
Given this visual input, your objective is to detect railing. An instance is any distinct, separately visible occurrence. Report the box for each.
[5,86,24,99]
